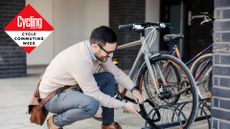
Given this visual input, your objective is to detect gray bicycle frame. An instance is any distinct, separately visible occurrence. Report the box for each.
[116,27,163,94]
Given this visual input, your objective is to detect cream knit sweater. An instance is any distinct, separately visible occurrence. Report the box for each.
[39,40,134,108]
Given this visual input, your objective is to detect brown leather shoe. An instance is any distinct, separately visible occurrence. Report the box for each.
[47,116,62,129]
[102,122,122,129]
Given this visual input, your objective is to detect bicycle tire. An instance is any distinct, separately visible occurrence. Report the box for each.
[190,53,213,99]
[137,54,198,129]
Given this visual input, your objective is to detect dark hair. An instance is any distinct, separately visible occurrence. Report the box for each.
[90,26,117,46]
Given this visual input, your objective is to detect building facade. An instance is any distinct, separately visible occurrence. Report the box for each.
[0,0,26,78]
[212,0,230,128]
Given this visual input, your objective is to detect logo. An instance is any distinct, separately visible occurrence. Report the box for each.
[4,4,54,54]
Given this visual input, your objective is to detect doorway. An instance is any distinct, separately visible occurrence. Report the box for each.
[160,0,214,62]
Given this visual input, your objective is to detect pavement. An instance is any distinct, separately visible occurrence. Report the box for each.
[0,66,209,129]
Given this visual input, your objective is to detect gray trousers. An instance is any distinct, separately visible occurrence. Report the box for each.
[44,72,116,127]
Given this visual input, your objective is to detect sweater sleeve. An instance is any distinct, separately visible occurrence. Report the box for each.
[68,59,124,108]
[100,58,135,91]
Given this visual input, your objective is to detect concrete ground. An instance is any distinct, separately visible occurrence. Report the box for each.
[0,66,209,129]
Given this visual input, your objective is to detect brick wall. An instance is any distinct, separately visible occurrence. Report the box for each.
[212,0,230,128]
[109,0,145,70]
[0,0,26,78]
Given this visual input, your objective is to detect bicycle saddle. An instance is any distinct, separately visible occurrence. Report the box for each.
[163,33,184,42]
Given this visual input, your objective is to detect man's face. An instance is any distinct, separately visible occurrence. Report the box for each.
[92,42,117,62]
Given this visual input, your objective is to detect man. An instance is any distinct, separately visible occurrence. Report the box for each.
[39,26,144,129]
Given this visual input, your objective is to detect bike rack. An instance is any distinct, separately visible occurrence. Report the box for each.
[142,98,211,129]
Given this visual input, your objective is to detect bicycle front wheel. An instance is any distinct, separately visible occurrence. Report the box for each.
[137,54,198,129]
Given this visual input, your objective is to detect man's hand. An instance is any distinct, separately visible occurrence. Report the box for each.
[132,89,144,104]
[123,102,138,115]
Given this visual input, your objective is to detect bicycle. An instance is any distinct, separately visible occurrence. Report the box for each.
[96,22,199,129]
[162,15,213,129]
[163,14,213,100]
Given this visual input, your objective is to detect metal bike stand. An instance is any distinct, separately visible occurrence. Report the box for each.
[141,98,211,129]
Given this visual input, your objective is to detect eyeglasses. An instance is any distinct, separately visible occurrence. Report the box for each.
[97,44,115,57]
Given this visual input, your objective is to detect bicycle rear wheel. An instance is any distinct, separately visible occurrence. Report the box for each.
[190,53,212,99]
[137,54,198,129]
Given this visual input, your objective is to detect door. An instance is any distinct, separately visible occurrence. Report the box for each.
[160,0,213,62]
